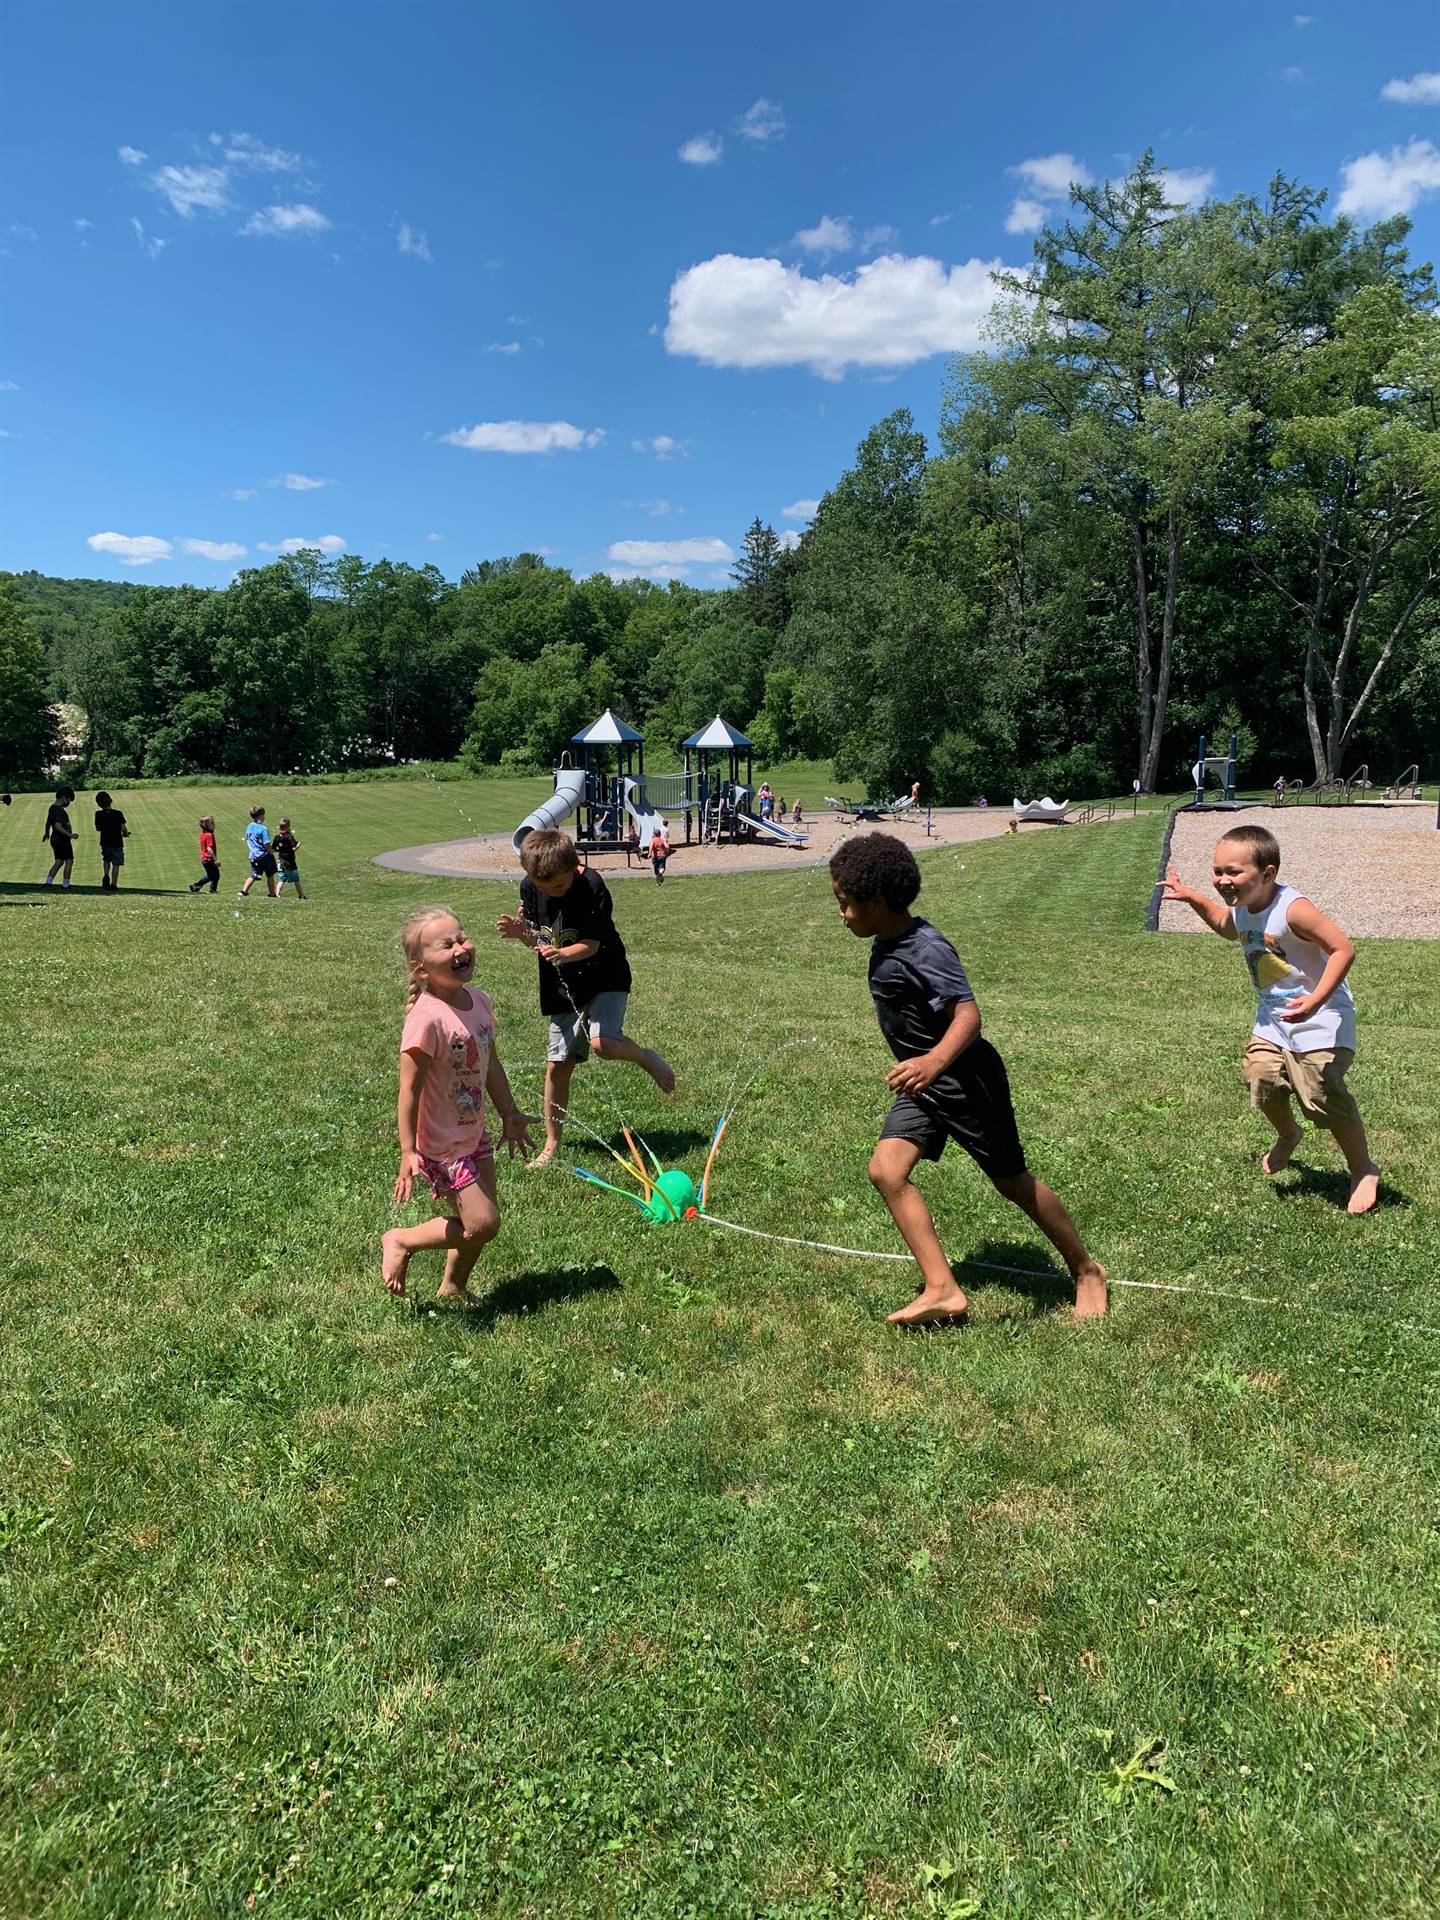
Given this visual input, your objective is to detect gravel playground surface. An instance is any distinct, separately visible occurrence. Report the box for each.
[374,805,1041,881]
[1159,802,1440,939]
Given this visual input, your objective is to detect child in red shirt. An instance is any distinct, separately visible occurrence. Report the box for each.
[189,816,220,893]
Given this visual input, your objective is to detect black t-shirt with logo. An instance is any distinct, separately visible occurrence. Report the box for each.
[520,866,632,1016]
[272,831,298,870]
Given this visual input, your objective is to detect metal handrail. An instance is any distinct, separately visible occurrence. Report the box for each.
[1385,763,1421,800]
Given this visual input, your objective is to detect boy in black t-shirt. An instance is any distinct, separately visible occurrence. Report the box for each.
[94,791,130,891]
[830,833,1106,1325]
[44,786,77,890]
[272,817,305,899]
[497,829,675,1168]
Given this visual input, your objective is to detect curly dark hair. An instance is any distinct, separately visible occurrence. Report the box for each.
[829,832,921,911]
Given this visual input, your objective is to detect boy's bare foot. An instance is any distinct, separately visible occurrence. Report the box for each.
[888,1285,968,1327]
[381,1230,410,1298]
[1347,1164,1381,1215]
[1262,1129,1303,1176]
[646,1051,676,1097]
[526,1141,559,1171]
[436,1280,478,1304]
[1073,1262,1108,1318]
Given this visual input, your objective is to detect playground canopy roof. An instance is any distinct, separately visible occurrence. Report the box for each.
[572,708,644,746]
[682,715,754,750]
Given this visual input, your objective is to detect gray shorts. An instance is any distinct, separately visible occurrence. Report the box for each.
[547,991,629,1064]
[102,844,124,866]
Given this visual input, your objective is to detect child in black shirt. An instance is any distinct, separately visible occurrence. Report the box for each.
[830,833,1107,1324]
[497,828,674,1168]
[272,817,305,899]
[94,791,129,891]
[43,786,76,890]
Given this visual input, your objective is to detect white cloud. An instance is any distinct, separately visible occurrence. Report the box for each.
[608,537,733,570]
[679,132,723,165]
[398,222,432,262]
[1337,139,1440,218]
[426,531,443,541]
[930,212,952,227]
[1005,197,1049,234]
[631,434,686,459]
[665,250,1007,379]
[440,420,605,454]
[230,487,255,501]
[152,163,230,217]
[1294,12,1313,23]
[9,223,37,242]
[72,216,92,230]
[794,213,854,258]
[487,339,522,353]
[87,531,172,566]
[130,217,166,259]
[0,380,17,391]
[1005,152,1093,232]
[1382,73,1440,106]
[777,529,802,551]
[781,498,820,520]
[241,202,330,237]
[608,565,684,582]
[1280,65,1308,84]
[118,145,147,166]
[1161,166,1217,206]
[257,534,347,555]
[860,224,900,254]
[180,538,247,561]
[735,97,786,143]
[220,131,303,172]
[270,472,331,491]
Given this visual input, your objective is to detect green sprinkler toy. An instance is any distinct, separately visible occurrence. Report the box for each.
[573,1117,729,1224]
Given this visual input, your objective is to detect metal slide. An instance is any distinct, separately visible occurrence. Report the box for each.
[736,808,809,847]
[622,777,667,846]
[512,766,590,854]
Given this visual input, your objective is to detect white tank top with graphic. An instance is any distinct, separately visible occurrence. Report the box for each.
[1232,883,1356,1054]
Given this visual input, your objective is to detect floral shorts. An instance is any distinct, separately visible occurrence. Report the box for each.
[417,1136,494,1199]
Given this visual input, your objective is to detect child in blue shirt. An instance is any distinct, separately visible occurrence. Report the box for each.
[238,806,278,899]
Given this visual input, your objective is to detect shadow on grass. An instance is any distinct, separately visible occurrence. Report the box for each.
[956,1239,1073,1313]
[1271,1166,1408,1211]
[413,1262,622,1329]
[600,1124,712,1162]
[0,880,187,899]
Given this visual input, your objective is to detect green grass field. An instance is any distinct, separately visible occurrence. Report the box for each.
[2,779,1437,1917]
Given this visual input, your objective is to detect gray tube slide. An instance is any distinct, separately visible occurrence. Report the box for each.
[512,766,589,854]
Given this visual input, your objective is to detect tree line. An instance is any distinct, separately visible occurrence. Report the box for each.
[3,156,1437,797]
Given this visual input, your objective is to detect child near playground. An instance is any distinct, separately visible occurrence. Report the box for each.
[43,786,76,889]
[273,817,305,898]
[94,792,129,890]
[238,806,277,899]
[1160,823,1380,1214]
[830,832,1108,1324]
[649,825,669,884]
[189,817,220,893]
[497,828,675,1170]
[382,907,538,1302]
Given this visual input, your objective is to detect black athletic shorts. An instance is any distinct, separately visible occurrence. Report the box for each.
[877,1036,1027,1181]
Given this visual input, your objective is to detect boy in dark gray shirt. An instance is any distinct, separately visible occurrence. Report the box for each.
[830,833,1107,1325]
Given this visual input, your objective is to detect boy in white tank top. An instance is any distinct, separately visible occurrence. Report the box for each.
[1161,823,1381,1215]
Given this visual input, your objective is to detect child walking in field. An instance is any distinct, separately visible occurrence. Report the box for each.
[189,817,220,893]
[238,806,277,899]
[273,817,305,899]
[43,786,76,889]
[93,792,129,890]
[1160,823,1381,1214]
[830,833,1107,1324]
[497,828,675,1170]
[381,907,538,1303]
[649,825,669,884]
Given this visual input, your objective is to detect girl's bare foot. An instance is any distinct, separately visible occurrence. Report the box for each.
[436,1280,478,1304]
[1347,1165,1381,1215]
[1073,1262,1108,1318]
[888,1285,968,1327]
[526,1141,559,1171]
[1262,1129,1302,1175]
[381,1230,411,1298]
[646,1051,676,1097]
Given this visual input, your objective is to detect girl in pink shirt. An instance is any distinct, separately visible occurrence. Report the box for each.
[381,907,537,1303]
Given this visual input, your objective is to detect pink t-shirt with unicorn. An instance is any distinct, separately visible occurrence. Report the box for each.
[400,988,494,1159]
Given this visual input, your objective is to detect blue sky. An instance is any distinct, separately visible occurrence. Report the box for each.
[3,0,1438,589]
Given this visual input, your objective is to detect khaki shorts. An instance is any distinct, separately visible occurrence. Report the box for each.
[1242,1040,1361,1133]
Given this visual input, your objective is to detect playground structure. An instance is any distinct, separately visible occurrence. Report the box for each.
[824,792,922,824]
[511,710,810,860]
[1188,732,1240,809]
